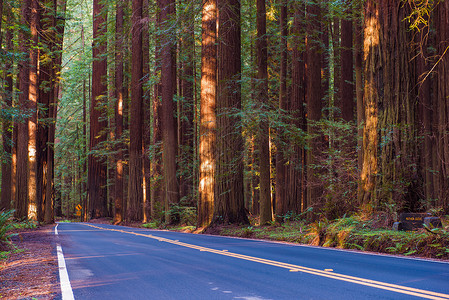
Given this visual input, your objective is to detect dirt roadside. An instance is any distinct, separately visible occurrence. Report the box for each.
[0,225,59,300]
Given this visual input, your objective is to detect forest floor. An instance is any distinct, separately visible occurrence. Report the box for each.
[0,225,59,300]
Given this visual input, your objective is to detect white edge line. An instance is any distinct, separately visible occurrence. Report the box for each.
[55,225,75,300]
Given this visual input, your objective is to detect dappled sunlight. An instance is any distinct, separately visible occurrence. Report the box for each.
[364,15,380,60]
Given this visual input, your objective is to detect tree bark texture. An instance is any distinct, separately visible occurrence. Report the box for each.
[114,0,125,224]
[275,0,288,219]
[305,0,323,209]
[16,0,31,219]
[1,6,14,211]
[359,0,380,206]
[142,0,151,222]
[288,2,306,214]
[128,0,144,221]
[161,0,179,223]
[377,1,419,210]
[340,5,354,122]
[256,0,271,224]
[151,0,163,219]
[179,0,195,206]
[89,0,108,219]
[28,0,39,221]
[198,0,217,228]
[213,0,248,225]
[435,1,449,210]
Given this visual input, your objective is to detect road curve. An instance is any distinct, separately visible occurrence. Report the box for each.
[55,222,449,300]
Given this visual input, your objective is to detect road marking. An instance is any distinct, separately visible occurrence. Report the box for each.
[82,224,449,300]
[55,224,75,300]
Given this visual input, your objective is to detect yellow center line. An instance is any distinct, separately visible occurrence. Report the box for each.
[82,224,449,300]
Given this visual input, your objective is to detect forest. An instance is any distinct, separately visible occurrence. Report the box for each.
[0,0,448,229]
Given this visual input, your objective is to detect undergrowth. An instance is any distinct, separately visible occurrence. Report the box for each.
[219,214,449,259]
[0,209,38,260]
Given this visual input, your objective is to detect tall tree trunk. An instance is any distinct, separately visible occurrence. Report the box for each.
[151,0,163,219]
[359,0,380,207]
[256,0,271,224]
[128,0,144,221]
[305,0,323,210]
[275,0,288,219]
[16,0,31,219]
[340,4,354,122]
[28,0,39,221]
[142,0,151,222]
[289,2,306,214]
[435,1,449,210]
[45,0,66,224]
[114,0,125,224]
[212,0,248,225]
[179,0,195,206]
[37,0,54,223]
[378,1,418,210]
[198,0,217,228]
[89,0,108,219]
[161,0,179,223]
[1,4,13,211]
[355,1,364,175]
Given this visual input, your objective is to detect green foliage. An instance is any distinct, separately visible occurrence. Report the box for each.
[0,210,15,249]
[142,221,161,229]
[12,219,38,230]
[168,204,197,226]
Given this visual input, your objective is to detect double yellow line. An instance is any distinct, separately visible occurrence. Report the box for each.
[83,224,449,300]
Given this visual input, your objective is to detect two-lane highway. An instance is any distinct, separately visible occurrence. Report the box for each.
[55,222,449,299]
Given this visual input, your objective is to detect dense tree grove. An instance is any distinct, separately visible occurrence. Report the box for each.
[0,0,448,227]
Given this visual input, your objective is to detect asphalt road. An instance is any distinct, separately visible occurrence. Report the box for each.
[55,222,449,300]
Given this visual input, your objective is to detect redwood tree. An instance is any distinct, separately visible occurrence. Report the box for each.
[212,0,248,225]
[128,0,144,221]
[305,0,323,209]
[256,0,271,224]
[161,0,179,223]
[16,0,31,219]
[89,0,108,218]
[0,4,14,211]
[198,0,217,228]
[114,0,125,223]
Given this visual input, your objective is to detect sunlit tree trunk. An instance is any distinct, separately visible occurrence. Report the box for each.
[359,0,379,207]
[28,0,39,221]
[89,0,108,219]
[142,0,151,222]
[198,0,217,228]
[114,0,125,224]
[212,0,248,225]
